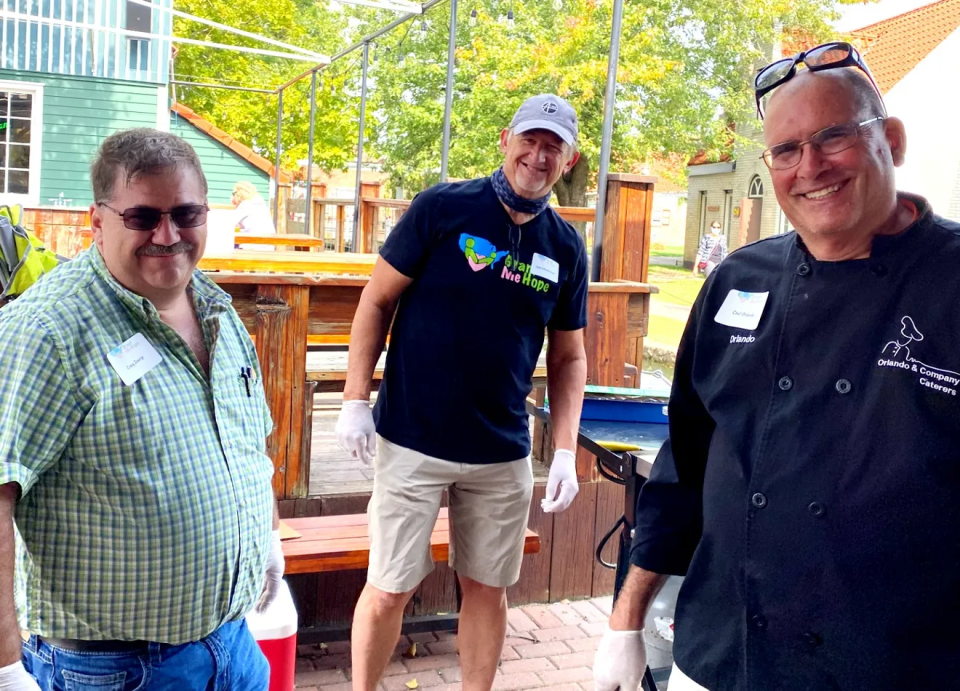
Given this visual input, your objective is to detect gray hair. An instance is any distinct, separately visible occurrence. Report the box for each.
[91,128,208,203]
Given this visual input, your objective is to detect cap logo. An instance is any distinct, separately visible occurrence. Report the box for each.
[541,102,558,114]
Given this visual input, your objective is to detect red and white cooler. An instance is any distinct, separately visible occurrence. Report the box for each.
[246,579,298,691]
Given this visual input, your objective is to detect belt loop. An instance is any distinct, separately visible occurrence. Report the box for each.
[148,641,162,666]
[22,634,38,654]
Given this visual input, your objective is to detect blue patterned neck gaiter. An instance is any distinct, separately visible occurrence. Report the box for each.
[490,167,552,216]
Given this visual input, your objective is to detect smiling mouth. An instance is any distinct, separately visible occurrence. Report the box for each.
[519,161,547,174]
[802,181,846,200]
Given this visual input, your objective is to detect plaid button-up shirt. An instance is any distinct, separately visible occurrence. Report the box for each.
[0,247,274,644]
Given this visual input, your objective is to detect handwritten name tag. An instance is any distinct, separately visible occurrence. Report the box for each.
[531,253,560,283]
[107,332,162,386]
[714,290,769,331]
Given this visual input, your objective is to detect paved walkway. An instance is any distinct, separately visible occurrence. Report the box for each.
[294,597,614,691]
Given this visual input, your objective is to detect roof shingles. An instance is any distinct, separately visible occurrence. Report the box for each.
[853,0,960,94]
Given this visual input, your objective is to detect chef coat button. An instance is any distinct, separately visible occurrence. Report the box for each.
[871,264,888,277]
[751,492,768,509]
[778,376,794,391]
[803,632,823,647]
[751,614,768,629]
[835,379,852,394]
[807,501,826,518]
[796,263,811,277]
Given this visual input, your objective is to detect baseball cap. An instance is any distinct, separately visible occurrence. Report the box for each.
[509,94,578,146]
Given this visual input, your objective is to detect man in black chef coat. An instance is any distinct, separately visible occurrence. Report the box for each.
[594,42,960,691]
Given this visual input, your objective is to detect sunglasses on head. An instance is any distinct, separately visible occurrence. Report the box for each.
[754,41,885,119]
[98,202,209,231]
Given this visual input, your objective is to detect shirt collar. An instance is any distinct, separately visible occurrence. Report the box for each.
[88,244,232,321]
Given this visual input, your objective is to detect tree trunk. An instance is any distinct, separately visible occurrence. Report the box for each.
[552,156,590,241]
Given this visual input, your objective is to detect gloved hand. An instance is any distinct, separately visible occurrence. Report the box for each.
[0,661,41,691]
[541,449,579,513]
[255,530,285,613]
[594,626,647,691]
[335,399,377,465]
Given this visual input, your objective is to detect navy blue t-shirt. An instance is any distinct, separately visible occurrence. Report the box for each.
[374,177,588,464]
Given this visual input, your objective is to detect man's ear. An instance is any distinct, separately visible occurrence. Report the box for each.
[90,203,106,249]
[564,150,581,174]
[499,128,510,154]
[884,117,907,167]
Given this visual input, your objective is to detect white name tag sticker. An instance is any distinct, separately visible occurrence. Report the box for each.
[531,253,560,283]
[106,333,162,386]
[714,290,769,331]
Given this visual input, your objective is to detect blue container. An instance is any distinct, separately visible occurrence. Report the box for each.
[579,397,669,423]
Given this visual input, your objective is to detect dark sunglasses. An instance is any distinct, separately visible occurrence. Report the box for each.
[754,41,884,119]
[761,116,884,170]
[98,202,208,231]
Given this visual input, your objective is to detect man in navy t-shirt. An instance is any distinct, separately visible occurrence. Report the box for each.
[336,94,589,691]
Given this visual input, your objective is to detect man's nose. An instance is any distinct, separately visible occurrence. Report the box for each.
[795,142,830,179]
[150,214,181,246]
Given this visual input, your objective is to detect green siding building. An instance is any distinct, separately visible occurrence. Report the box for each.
[170,108,271,207]
[0,0,277,209]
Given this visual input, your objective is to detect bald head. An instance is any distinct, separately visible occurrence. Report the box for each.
[765,68,885,125]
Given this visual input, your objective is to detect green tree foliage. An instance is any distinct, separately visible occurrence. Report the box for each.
[172,0,354,171]
[360,0,844,202]
[171,0,857,199]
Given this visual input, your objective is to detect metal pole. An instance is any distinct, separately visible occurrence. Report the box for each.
[352,41,370,250]
[276,0,449,93]
[273,88,284,228]
[590,0,624,282]
[439,0,457,181]
[169,80,274,94]
[305,70,318,237]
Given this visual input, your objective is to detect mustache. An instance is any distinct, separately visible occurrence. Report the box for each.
[137,241,195,257]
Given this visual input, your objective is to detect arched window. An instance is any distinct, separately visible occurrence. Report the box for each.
[748,175,764,198]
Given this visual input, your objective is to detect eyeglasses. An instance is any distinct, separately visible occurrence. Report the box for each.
[754,42,884,119]
[761,116,884,170]
[98,202,208,231]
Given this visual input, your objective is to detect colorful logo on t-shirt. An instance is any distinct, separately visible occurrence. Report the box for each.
[460,234,509,272]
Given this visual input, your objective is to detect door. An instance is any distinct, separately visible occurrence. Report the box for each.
[739,198,762,246]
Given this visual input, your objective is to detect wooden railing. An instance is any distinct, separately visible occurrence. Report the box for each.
[21,197,597,261]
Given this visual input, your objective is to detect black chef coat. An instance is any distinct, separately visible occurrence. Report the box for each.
[630,195,960,690]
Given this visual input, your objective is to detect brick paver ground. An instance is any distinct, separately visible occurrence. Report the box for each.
[295,597,614,691]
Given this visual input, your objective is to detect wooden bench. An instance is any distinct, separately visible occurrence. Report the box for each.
[281,508,541,574]
[280,508,541,641]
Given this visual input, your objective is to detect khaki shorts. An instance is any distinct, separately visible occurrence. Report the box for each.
[367,436,534,593]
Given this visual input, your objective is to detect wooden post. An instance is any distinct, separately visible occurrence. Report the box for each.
[599,173,656,369]
[336,204,346,252]
[252,283,310,498]
[358,181,381,253]
[310,183,327,243]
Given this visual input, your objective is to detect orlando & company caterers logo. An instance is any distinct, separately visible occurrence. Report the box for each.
[877,316,960,396]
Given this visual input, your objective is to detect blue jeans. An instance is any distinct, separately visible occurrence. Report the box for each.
[22,620,269,691]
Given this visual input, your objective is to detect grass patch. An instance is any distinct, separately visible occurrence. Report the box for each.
[650,246,684,258]
[652,277,705,307]
[648,314,688,348]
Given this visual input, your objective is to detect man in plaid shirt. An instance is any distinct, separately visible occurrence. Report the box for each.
[0,129,283,690]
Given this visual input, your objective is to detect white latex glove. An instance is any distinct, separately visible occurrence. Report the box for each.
[335,399,377,465]
[255,530,285,613]
[0,661,41,691]
[541,449,579,513]
[594,626,647,691]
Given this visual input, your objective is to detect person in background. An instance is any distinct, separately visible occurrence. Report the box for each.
[0,129,282,691]
[694,221,727,278]
[232,180,277,250]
